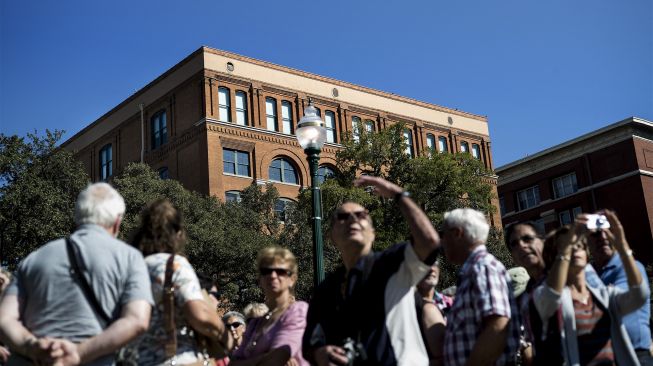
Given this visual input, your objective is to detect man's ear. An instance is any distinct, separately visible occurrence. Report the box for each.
[452,227,463,238]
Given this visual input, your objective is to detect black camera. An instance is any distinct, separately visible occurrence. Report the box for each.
[342,337,366,366]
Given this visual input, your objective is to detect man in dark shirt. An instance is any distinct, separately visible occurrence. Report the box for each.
[302,176,440,366]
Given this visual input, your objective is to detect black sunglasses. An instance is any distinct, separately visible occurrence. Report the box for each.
[227,322,243,329]
[509,234,538,248]
[335,210,369,222]
[259,267,292,277]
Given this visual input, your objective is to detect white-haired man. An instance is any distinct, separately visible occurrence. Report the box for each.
[441,208,520,366]
[0,183,153,365]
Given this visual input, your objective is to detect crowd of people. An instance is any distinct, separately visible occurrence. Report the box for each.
[0,176,651,366]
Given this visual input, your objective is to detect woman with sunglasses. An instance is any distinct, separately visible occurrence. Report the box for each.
[231,247,308,366]
[223,311,247,351]
[532,211,647,366]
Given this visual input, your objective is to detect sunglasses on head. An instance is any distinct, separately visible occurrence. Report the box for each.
[335,210,369,222]
[509,234,538,248]
[227,322,243,329]
[259,267,292,277]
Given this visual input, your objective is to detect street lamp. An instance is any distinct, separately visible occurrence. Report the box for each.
[296,100,327,288]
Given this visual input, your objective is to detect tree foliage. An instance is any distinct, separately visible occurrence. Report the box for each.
[0,131,89,267]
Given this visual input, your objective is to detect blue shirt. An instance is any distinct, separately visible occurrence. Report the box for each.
[595,254,651,350]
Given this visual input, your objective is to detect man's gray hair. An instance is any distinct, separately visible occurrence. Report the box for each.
[443,208,489,244]
[74,183,126,227]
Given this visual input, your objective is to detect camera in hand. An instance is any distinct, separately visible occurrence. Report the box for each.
[342,337,367,366]
[586,214,610,230]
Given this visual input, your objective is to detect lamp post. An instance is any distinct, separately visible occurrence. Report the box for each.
[296,100,327,288]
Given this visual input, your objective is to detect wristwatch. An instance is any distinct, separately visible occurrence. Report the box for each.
[394,191,411,202]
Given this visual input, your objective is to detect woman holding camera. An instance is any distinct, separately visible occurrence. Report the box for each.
[533,210,648,366]
[231,247,308,366]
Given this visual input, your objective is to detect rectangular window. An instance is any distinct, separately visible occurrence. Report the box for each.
[426,134,436,156]
[151,111,167,149]
[281,101,293,134]
[460,141,469,153]
[222,148,250,177]
[559,210,573,225]
[352,117,361,142]
[325,111,336,143]
[572,206,582,218]
[225,191,242,203]
[235,91,248,126]
[499,196,506,216]
[403,130,413,157]
[218,87,231,122]
[472,144,481,160]
[438,136,448,153]
[266,98,277,132]
[364,120,375,133]
[516,186,540,211]
[99,144,112,181]
[552,173,578,199]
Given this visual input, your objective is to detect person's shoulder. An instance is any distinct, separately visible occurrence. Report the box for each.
[290,300,309,314]
[20,237,66,265]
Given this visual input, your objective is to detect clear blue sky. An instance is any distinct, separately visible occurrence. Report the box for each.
[1,0,651,167]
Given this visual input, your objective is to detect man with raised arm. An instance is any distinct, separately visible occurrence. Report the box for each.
[303,176,440,366]
[0,183,153,365]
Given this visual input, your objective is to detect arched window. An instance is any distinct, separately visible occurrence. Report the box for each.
[317,165,335,184]
[471,144,481,160]
[269,158,298,184]
[325,110,336,143]
[364,120,375,133]
[235,91,248,126]
[275,198,295,223]
[218,87,231,122]
[352,116,361,142]
[225,190,242,203]
[99,144,112,181]
[281,101,293,134]
[438,136,448,153]
[151,110,167,149]
[314,107,321,117]
[403,129,414,157]
[426,134,436,156]
[266,97,278,132]
[460,141,469,153]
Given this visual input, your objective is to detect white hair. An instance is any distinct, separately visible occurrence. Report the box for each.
[443,208,489,244]
[74,183,126,227]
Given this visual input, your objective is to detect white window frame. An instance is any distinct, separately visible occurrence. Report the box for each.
[516,185,540,211]
[235,91,248,126]
[552,173,578,199]
[266,97,278,132]
[471,144,481,160]
[325,111,336,143]
[218,87,231,122]
[403,129,413,157]
[438,136,448,153]
[281,101,293,134]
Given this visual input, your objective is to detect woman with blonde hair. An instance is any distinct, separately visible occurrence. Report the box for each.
[128,199,232,365]
[231,247,308,365]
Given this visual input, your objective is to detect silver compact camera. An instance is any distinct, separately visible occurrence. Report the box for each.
[586,214,610,230]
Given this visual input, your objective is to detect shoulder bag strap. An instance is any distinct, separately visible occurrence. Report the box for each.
[163,254,177,359]
[66,237,111,327]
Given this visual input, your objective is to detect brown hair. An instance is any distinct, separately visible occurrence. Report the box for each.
[542,225,589,270]
[131,199,187,256]
[256,247,298,276]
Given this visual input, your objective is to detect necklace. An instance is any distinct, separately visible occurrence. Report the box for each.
[247,301,293,349]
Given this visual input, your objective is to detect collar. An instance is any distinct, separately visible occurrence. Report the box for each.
[75,223,113,237]
[459,245,487,276]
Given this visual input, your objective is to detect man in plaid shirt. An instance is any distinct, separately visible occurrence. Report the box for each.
[441,208,520,366]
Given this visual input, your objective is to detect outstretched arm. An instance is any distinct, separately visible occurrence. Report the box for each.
[354,176,439,262]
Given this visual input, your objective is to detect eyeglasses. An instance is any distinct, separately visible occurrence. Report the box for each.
[227,322,243,329]
[509,234,538,248]
[335,210,369,222]
[259,267,292,277]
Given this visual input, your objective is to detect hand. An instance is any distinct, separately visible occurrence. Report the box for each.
[353,176,402,199]
[603,210,628,252]
[230,328,242,347]
[314,345,348,366]
[553,223,582,254]
[285,357,300,366]
[0,345,10,363]
[49,339,80,366]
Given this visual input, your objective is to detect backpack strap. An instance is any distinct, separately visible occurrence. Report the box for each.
[163,254,177,358]
[66,237,111,327]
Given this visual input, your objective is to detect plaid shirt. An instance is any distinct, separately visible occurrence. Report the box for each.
[443,245,520,366]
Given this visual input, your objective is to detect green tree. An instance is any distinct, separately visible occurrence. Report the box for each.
[0,131,89,268]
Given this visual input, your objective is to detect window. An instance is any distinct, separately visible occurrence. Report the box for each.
[352,116,361,142]
[225,191,242,203]
[325,111,336,143]
[552,173,578,199]
[218,87,231,122]
[364,120,375,133]
[438,136,448,153]
[314,107,321,117]
[269,158,298,184]
[274,198,294,223]
[158,167,169,180]
[317,166,335,184]
[559,206,583,225]
[223,148,250,177]
[235,91,248,126]
[460,141,469,153]
[266,97,278,132]
[151,111,167,149]
[499,196,506,216]
[403,129,413,157]
[471,144,481,160]
[281,101,293,134]
[572,206,582,217]
[426,134,436,156]
[516,186,540,211]
[99,144,112,181]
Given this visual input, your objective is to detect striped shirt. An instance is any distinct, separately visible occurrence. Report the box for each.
[574,295,615,366]
[443,245,520,366]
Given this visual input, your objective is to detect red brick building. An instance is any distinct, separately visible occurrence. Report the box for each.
[497,117,653,264]
[62,46,496,221]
